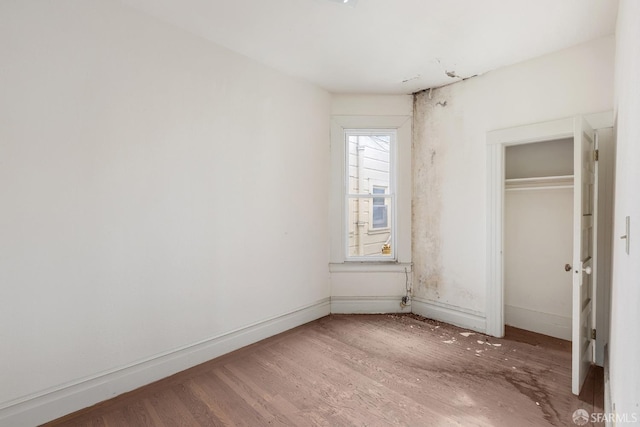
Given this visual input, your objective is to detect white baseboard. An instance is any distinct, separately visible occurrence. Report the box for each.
[330,296,411,314]
[411,298,486,333]
[0,298,330,427]
[504,305,571,341]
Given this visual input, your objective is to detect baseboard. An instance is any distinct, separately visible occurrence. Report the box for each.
[604,344,612,427]
[0,298,330,427]
[330,296,411,314]
[411,298,486,333]
[504,305,571,341]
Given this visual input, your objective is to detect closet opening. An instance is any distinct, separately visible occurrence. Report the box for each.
[504,138,574,340]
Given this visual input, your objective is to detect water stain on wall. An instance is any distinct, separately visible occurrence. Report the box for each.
[412,88,449,300]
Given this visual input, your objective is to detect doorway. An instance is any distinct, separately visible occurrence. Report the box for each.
[504,138,574,340]
[485,114,614,395]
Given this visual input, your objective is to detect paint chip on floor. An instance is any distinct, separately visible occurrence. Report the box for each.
[459,332,475,337]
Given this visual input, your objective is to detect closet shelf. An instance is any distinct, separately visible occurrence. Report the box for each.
[505,175,574,191]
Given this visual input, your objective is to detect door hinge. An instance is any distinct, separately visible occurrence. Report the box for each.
[594,149,599,161]
[591,329,597,340]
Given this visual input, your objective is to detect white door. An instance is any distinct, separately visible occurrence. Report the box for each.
[572,117,598,395]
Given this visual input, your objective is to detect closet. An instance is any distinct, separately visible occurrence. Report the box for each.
[504,138,574,340]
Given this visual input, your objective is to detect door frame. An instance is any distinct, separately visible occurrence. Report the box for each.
[486,112,613,338]
[486,117,575,338]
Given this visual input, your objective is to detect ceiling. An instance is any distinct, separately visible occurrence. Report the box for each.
[120,0,618,94]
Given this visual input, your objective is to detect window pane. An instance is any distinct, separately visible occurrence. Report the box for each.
[372,204,387,228]
[347,134,391,195]
[371,186,387,228]
[347,196,393,258]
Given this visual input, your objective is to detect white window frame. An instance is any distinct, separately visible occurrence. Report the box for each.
[344,129,396,261]
[329,114,411,268]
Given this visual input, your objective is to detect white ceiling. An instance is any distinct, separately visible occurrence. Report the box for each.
[120,0,618,94]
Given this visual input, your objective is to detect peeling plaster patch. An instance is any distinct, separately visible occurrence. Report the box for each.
[412,88,449,300]
[445,70,459,78]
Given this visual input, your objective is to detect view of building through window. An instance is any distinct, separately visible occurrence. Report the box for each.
[345,131,394,259]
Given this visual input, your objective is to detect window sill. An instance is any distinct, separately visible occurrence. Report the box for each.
[329,262,412,273]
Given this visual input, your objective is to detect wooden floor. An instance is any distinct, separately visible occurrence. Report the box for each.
[45,314,604,426]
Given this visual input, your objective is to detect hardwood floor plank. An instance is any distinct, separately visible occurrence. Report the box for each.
[44,314,602,427]
[222,364,309,426]
[140,399,165,427]
[197,370,268,426]
[212,368,275,422]
[117,399,159,427]
[145,388,200,426]
[100,407,134,427]
[304,317,541,425]
[171,381,226,426]
[268,334,443,422]
[182,379,234,426]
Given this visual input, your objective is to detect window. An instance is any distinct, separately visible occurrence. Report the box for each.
[345,130,395,260]
[371,186,388,229]
[329,113,410,267]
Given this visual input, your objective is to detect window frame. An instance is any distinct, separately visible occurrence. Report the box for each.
[344,129,397,262]
[329,113,411,269]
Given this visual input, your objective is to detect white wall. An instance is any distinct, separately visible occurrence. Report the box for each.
[505,138,573,179]
[329,95,413,313]
[412,36,614,328]
[609,0,640,420]
[0,1,330,424]
[504,188,573,340]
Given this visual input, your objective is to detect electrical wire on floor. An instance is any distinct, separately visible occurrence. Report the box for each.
[400,267,412,307]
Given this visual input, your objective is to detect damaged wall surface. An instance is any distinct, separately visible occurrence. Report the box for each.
[412,35,614,328]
